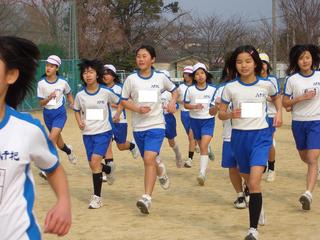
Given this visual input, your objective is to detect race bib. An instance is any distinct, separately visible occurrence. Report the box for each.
[241,102,263,118]
[86,109,104,120]
[138,90,158,103]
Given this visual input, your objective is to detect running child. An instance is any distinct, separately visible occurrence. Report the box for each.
[37,55,77,179]
[121,45,178,214]
[74,59,119,209]
[184,63,217,186]
[102,64,139,184]
[219,45,282,240]
[282,44,320,211]
[0,36,71,239]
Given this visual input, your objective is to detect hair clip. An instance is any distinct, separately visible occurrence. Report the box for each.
[249,50,254,55]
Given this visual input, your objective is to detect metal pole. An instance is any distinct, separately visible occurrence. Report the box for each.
[272,0,277,75]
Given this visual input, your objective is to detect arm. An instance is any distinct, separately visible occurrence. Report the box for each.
[44,165,71,236]
[184,102,204,110]
[121,99,150,114]
[218,103,241,120]
[112,104,124,123]
[282,91,316,108]
[166,89,178,113]
[66,93,74,109]
[272,95,282,127]
[39,91,56,107]
[74,111,85,130]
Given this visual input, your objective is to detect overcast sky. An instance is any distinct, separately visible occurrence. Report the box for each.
[165,0,272,22]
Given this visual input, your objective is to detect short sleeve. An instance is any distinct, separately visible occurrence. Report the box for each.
[30,124,59,173]
[37,82,45,99]
[283,77,292,97]
[221,85,231,104]
[268,80,278,97]
[211,86,223,105]
[163,75,176,92]
[107,90,120,105]
[64,81,72,95]
[121,78,131,100]
[73,93,81,112]
[184,87,191,103]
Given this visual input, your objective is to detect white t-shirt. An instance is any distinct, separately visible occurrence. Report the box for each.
[109,83,127,124]
[177,83,192,112]
[121,70,176,131]
[160,91,172,115]
[184,84,217,119]
[214,84,232,141]
[222,77,277,130]
[74,85,120,135]
[37,77,71,110]
[0,105,59,240]
[284,71,320,121]
[266,75,280,117]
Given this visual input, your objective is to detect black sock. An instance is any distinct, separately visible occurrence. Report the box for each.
[249,192,262,229]
[188,151,194,159]
[129,142,135,151]
[104,158,113,165]
[101,163,111,174]
[92,173,103,197]
[268,161,275,171]
[60,144,71,155]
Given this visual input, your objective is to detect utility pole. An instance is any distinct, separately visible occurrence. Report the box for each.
[272,0,277,75]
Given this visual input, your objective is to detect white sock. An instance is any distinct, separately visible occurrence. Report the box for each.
[172,144,181,158]
[142,194,152,201]
[200,155,209,175]
[237,192,244,197]
[305,190,312,199]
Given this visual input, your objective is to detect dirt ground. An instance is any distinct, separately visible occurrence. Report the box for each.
[31,109,320,240]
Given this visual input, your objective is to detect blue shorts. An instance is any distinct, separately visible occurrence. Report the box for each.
[113,123,128,144]
[83,131,113,161]
[165,113,177,139]
[190,118,215,140]
[43,105,67,131]
[231,128,272,174]
[267,117,276,134]
[133,129,165,158]
[292,120,320,150]
[221,141,237,168]
[181,111,191,134]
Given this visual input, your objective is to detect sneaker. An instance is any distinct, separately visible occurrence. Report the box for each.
[175,152,183,168]
[102,174,107,182]
[197,173,206,186]
[208,145,215,161]
[39,171,47,181]
[234,196,246,209]
[244,184,250,203]
[136,194,151,214]
[67,144,77,164]
[105,161,116,185]
[244,228,259,240]
[88,195,103,209]
[266,170,276,182]
[130,144,139,159]
[195,144,200,153]
[184,158,193,168]
[158,163,170,190]
[299,192,312,210]
[258,206,266,226]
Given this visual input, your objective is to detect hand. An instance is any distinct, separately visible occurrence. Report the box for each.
[215,97,221,105]
[138,106,151,114]
[266,96,272,102]
[194,103,204,110]
[209,106,217,116]
[302,90,316,100]
[231,108,241,119]
[166,102,176,113]
[273,111,282,128]
[285,106,292,112]
[48,91,57,100]
[112,113,120,123]
[78,121,85,130]
[44,201,71,236]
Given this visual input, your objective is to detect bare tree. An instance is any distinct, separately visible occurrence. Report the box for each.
[0,0,23,35]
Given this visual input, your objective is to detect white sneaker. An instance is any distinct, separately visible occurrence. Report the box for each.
[39,171,47,180]
[130,144,139,159]
[245,228,259,240]
[258,206,266,226]
[197,173,206,186]
[102,173,107,182]
[208,145,215,161]
[66,144,77,164]
[244,184,250,203]
[234,196,246,209]
[136,194,152,214]
[158,163,170,190]
[299,192,312,210]
[88,195,102,209]
[195,144,200,153]
[105,161,116,185]
[266,170,275,182]
[184,158,193,168]
[175,152,183,168]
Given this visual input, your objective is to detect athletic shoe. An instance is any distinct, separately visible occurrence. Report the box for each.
[175,152,183,168]
[130,144,139,159]
[197,173,206,186]
[66,144,77,164]
[105,161,116,185]
[136,195,151,214]
[245,228,259,240]
[158,163,170,190]
[102,173,107,183]
[244,184,250,203]
[39,171,47,180]
[208,145,215,161]
[258,206,266,226]
[184,158,193,168]
[195,144,200,153]
[234,196,246,209]
[299,192,312,210]
[88,195,103,209]
[266,170,276,182]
